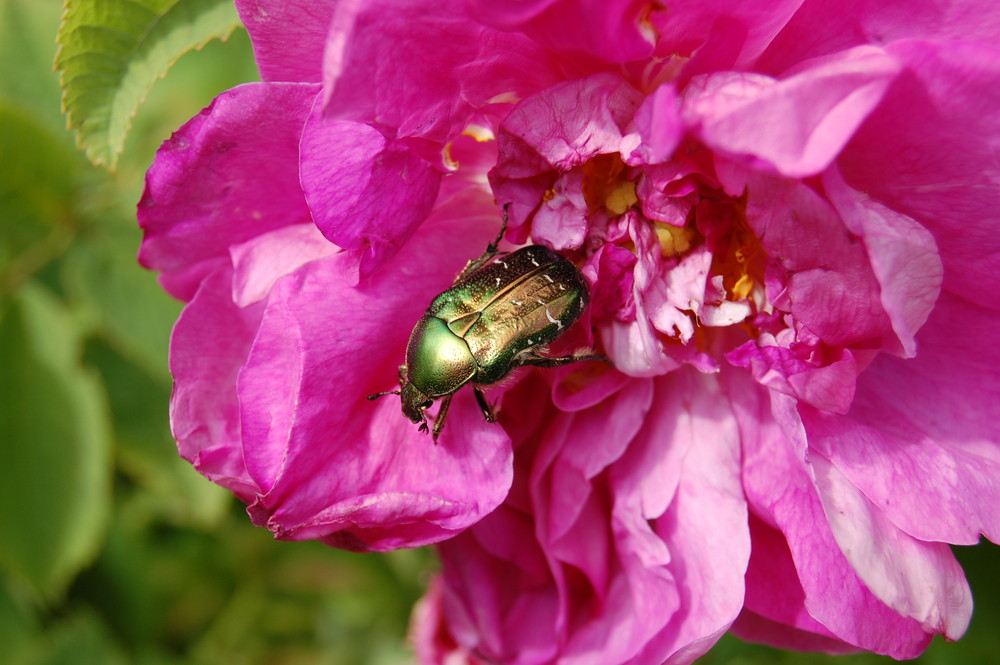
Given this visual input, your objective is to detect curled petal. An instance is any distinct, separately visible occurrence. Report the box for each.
[683,46,900,178]
[804,293,1000,546]
[300,107,442,280]
[840,39,1000,306]
[734,378,935,657]
[810,452,972,638]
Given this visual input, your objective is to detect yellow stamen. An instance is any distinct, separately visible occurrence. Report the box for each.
[654,222,695,257]
[606,180,638,215]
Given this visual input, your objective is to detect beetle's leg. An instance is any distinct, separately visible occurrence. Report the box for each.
[519,352,607,368]
[453,204,511,284]
[473,387,496,423]
[431,394,454,442]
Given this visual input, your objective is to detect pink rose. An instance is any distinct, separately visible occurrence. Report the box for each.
[140,0,1000,662]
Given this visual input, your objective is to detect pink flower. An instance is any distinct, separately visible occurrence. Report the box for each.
[140,0,1000,662]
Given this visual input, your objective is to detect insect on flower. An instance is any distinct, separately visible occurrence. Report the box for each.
[369,206,603,440]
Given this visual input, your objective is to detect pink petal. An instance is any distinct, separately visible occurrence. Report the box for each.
[728,342,859,414]
[809,452,972,638]
[734,377,935,657]
[138,82,318,300]
[490,73,645,237]
[237,202,514,550]
[235,0,335,82]
[323,0,558,142]
[803,293,1000,546]
[170,265,262,503]
[758,0,1000,74]
[299,107,442,280]
[229,224,340,308]
[470,0,664,63]
[627,84,683,165]
[623,371,749,663]
[496,73,643,173]
[656,0,804,68]
[741,174,892,348]
[683,46,900,178]
[823,167,942,357]
[436,369,748,664]
[839,40,1000,306]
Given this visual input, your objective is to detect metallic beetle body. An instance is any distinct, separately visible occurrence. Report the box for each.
[370,221,600,439]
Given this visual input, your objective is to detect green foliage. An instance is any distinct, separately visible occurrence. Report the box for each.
[0,285,112,595]
[55,0,242,169]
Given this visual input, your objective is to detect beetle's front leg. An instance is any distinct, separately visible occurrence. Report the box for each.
[431,394,454,442]
[453,204,511,284]
[473,387,496,423]
[519,351,607,368]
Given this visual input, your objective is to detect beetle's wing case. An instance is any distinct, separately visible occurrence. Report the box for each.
[426,245,552,328]
[420,245,588,384]
[467,252,588,382]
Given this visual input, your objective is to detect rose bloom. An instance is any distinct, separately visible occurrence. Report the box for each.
[138,1,1000,663]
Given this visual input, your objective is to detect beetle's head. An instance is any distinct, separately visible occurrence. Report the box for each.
[398,365,433,425]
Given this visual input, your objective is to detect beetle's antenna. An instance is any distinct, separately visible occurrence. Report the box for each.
[367,390,400,400]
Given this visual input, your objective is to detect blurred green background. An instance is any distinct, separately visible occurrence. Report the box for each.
[0,1,996,664]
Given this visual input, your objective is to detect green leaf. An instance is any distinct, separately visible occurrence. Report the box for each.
[0,284,112,596]
[55,0,242,169]
[0,578,40,664]
[0,1,71,132]
[61,225,180,378]
[31,610,128,665]
[0,99,81,286]
[84,339,230,529]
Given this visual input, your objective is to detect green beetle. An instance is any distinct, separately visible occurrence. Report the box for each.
[369,209,602,440]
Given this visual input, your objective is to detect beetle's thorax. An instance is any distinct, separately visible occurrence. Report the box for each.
[404,315,477,398]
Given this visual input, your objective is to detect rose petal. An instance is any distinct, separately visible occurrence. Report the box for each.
[758,0,1000,74]
[803,293,1000,546]
[734,377,934,658]
[323,0,558,142]
[138,82,319,300]
[299,106,442,280]
[840,40,1000,307]
[170,266,262,502]
[683,46,900,178]
[809,451,972,638]
[741,174,892,349]
[235,0,335,82]
[470,0,665,63]
[823,166,942,357]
